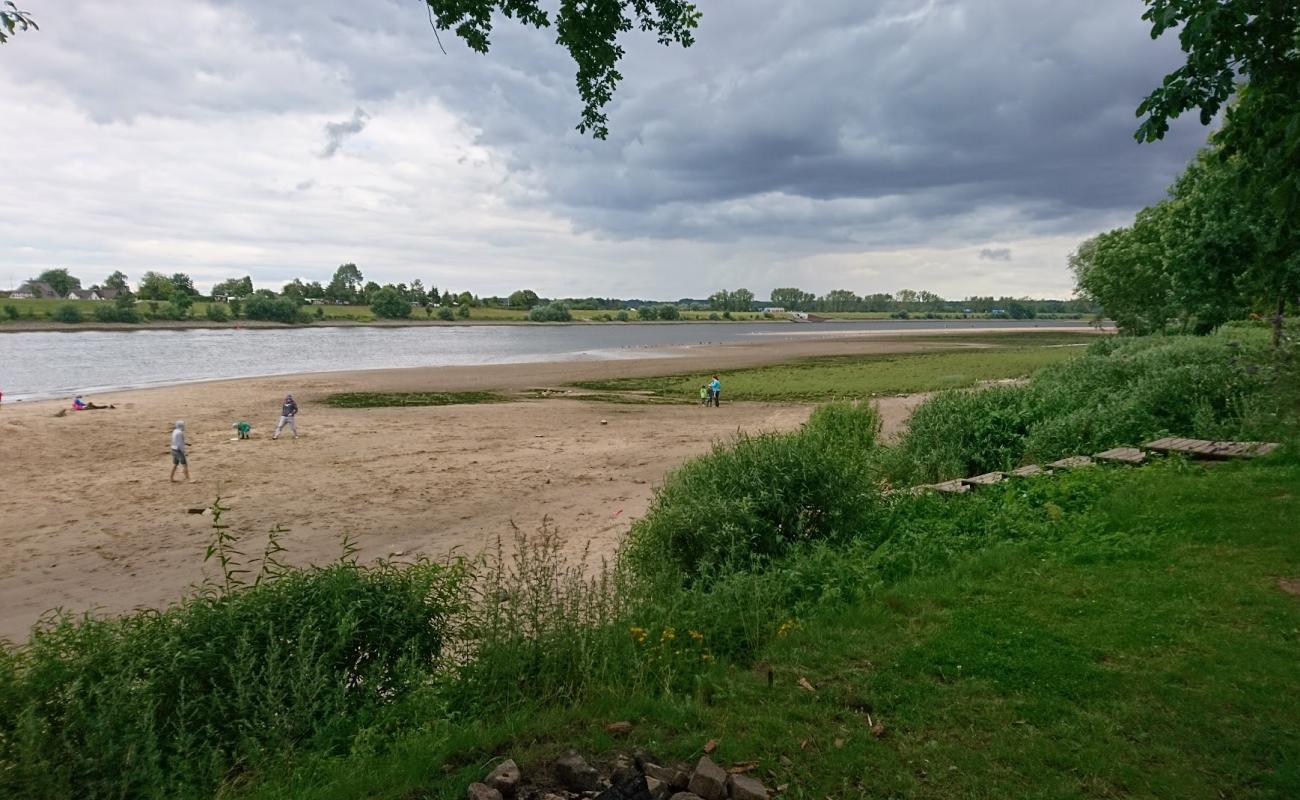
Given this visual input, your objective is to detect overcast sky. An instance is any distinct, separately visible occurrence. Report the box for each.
[0,0,1208,299]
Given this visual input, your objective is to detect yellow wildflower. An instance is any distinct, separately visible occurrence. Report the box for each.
[629,626,648,644]
[660,627,676,642]
[688,629,705,641]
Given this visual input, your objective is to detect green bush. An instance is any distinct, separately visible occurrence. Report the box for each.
[437,305,455,321]
[656,304,681,320]
[2,304,17,320]
[52,304,83,323]
[529,302,572,322]
[370,287,411,319]
[0,526,465,800]
[456,303,470,319]
[623,402,883,580]
[616,310,629,321]
[637,305,659,321]
[92,304,139,323]
[243,295,308,324]
[893,331,1279,483]
[204,303,229,322]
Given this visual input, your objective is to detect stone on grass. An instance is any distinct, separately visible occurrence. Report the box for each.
[645,776,669,800]
[643,763,690,791]
[596,769,653,800]
[727,774,769,800]
[485,759,521,796]
[555,751,604,793]
[686,757,728,800]
[468,782,504,800]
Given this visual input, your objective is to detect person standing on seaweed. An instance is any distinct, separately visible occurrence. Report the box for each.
[273,394,299,440]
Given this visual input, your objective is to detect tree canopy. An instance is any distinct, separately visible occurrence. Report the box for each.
[0,2,36,44]
[1132,0,1300,336]
[36,268,81,297]
[424,0,699,138]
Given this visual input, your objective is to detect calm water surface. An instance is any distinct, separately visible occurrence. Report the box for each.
[0,320,1094,401]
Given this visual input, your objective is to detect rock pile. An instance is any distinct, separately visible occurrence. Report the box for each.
[467,750,771,800]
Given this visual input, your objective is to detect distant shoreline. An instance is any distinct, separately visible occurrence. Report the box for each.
[0,315,1093,334]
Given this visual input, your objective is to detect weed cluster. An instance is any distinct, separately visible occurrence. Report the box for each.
[892,329,1286,482]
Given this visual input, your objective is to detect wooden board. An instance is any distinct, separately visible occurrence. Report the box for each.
[962,472,1005,488]
[925,479,971,495]
[1010,464,1047,478]
[1048,455,1094,470]
[1094,447,1146,465]
[1143,437,1281,460]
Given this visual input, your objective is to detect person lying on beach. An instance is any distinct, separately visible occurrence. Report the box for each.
[72,395,114,410]
[232,421,252,439]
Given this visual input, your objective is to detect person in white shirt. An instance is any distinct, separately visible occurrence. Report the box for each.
[170,420,190,483]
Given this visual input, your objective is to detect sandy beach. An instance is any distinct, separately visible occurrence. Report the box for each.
[0,331,1039,640]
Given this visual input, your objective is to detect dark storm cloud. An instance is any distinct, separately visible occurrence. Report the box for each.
[979,248,1012,261]
[320,107,370,157]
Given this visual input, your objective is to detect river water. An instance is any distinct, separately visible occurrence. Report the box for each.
[0,319,1095,401]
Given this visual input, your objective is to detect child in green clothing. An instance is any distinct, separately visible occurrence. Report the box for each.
[699,385,709,405]
[232,421,252,439]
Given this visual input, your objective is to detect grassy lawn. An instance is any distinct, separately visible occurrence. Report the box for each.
[574,333,1096,402]
[323,391,508,408]
[239,456,1300,800]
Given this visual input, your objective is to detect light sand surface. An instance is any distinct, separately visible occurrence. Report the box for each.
[0,333,990,639]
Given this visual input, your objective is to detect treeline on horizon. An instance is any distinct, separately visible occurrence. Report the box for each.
[6,264,1095,319]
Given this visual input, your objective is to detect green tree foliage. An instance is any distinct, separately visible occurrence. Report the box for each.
[0,2,36,44]
[302,280,325,299]
[212,276,254,298]
[244,295,307,324]
[371,286,412,319]
[770,287,815,311]
[326,263,364,303]
[636,304,659,321]
[456,303,470,319]
[1134,0,1300,337]
[423,0,699,138]
[508,289,540,308]
[205,303,230,322]
[36,268,81,297]
[281,279,306,302]
[655,303,681,320]
[52,304,82,323]
[136,271,175,300]
[169,273,197,297]
[529,302,572,322]
[708,288,755,312]
[437,305,455,321]
[102,270,129,291]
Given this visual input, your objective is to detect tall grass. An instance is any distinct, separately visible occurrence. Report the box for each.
[621,402,883,579]
[0,515,467,800]
[892,329,1287,483]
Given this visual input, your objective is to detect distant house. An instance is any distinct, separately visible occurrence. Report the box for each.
[11,281,60,299]
[761,307,786,313]
[70,288,97,300]
[95,287,123,301]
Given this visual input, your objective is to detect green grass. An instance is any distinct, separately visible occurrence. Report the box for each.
[239,456,1300,800]
[323,391,509,408]
[574,335,1094,402]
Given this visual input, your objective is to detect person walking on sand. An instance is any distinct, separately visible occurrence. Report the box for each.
[709,375,722,407]
[170,420,190,482]
[273,394,299,440]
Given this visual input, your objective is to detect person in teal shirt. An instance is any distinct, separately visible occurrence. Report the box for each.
[709,375,722,407]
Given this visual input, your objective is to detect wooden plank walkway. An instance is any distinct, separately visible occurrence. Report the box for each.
[925,479,970,495]
[1095,447,1146,465]
[1143,437,1280,460]
[1011,464,1047,478]
[962,472,1005,488]
[1048,455,1094,470]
